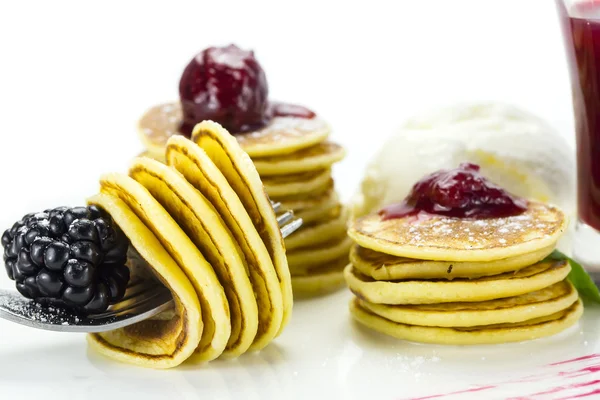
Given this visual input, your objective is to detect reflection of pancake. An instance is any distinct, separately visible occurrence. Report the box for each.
[285,209,348,251]
[350,297,583,345]
[288,236,352,273]
[263,169,332,198]
[137,102,331,158]
[166,136,284,349]
[350,244,555,281]
[359,280,578,327]
[192,121,294,333]
[99,173,231,362]
[344,260,571,304]
[291,258,348,296]
[252,142,346,176]
[130,158,259,358]
[87,192,201,369]
[349,201,566,262]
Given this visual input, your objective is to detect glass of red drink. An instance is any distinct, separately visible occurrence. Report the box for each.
[557,0,600,274]
[558,0,600,273]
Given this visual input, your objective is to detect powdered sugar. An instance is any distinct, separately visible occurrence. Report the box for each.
[357,202,564,251]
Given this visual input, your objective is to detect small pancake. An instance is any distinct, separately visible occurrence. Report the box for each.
[137,103,182,159]
[271,180,334,202]
[99,173,230,362]
[296,203,342,226]
[285,209,348,251]
[191,121,293,335]
[137,102,330,158]
[166,136,283,351]
[252,142,346,176]
[86,192,201,369]
[263,169,332,198]
[130,158,259,358]
[350,297,583,345]
[349,201,567,262]
[350,244,555,281]
[232,116,331,157]
[280,187,339,212]
[359,280,578,327]
[291,258,348,296]
[344,259,570,304]
[288,236,353,272]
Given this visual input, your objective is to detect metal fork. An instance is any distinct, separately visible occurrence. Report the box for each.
[0,201,301,333]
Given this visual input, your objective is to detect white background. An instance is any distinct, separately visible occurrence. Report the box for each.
[0,1,588,399]
[0,0,574,208]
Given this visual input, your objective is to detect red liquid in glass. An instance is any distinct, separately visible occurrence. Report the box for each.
[559,1,600,231]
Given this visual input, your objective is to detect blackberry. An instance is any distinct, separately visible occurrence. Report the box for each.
[1,205,130,314]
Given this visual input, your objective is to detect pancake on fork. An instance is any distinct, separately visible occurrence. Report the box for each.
[345,162,582,344]
[88,129,298,367]
[166,135,284,350]
[98,173,231,362]
[191,121,294,332]
[130,157,259,358]
[86,192,201,369]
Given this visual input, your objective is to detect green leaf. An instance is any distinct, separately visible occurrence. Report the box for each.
[545,249,600,303]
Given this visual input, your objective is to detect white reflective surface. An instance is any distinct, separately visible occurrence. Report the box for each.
[1,288,600,399]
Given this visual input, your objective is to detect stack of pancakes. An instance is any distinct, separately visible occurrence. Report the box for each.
[138,104,349,296]
[236,118,350,296]
[88,121,292,368]
[345,201,583,344]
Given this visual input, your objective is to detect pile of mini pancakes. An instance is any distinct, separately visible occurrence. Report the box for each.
[89,121,292,368]
[345,201,583,344]
[237,118,350,296]
[138,104,350,296]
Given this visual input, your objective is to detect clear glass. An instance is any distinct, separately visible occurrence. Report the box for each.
[557,0,600,276]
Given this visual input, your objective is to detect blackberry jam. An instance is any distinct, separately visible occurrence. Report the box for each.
[179,44,269,136]
[178,44,315,136]
[379,163,528,220]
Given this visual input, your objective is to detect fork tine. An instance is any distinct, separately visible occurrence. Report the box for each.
[90,284,170,319]
[280,218,303,238]
[106,290,172,318]
[271,201,282,213]
[277,210,294,226]
[118,280,156,302]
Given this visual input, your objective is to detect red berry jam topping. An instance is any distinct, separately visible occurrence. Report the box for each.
[268,101,316,119]
[379,163,528,220]
[179,44,269,136]
[179,44,315,136]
